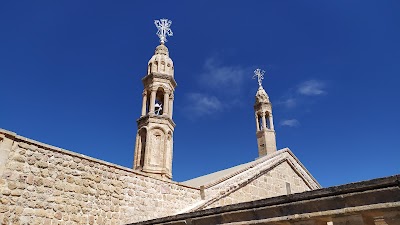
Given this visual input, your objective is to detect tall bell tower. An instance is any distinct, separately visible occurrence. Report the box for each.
[133,19,176,179]
[253,69,277,157]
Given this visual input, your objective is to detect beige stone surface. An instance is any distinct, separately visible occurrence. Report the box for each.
[0,129,200,224]
[205,161,311,209]
[181,149,320,212]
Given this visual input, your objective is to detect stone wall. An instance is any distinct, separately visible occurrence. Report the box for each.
[205,161,311,209]
[0,129,201,225]
[130,175,400,225]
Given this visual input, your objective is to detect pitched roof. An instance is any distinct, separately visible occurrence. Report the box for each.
[181,148,320,189]
[181,161,254,188]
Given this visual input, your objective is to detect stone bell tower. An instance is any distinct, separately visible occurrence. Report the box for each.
[253,69,277,157]
[133,19,176,179]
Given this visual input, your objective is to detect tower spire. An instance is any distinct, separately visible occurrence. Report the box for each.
[133,19,177,179]
[253,68,277,157]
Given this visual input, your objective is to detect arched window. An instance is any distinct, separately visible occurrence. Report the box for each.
[138,128,147,168]
[167,63,171,73]
[161,61,166,72]
[258,114,263,130]
[153,61,158,73]
[266,112,271,129]
[155,88,165,115]
[146,90,151,114]
[148,63,152,74]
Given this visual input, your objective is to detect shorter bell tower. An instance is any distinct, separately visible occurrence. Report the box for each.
[253,69,277,157]
[133,19,176,179]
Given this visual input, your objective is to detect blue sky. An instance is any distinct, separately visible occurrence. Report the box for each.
[1,1,399,187]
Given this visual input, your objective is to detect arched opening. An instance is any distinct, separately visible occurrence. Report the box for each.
[138,128,147,168]
[155,88,165,115]
[146,90,151,115]
[148,63,152,74]
[153,61,158,73]
[266,112,271,129]
[167,63,171,73]
[161,61,166,72]
[258,114,263,130]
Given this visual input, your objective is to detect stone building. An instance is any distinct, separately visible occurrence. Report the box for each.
[0,19,398,225]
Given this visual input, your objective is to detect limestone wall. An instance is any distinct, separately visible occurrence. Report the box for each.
[0,129,201,225]
[205,161,311,209]
[130,175,400,225]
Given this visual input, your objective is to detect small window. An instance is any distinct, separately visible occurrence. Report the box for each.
[285,182,291,194]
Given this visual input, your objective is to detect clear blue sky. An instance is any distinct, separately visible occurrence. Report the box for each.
[1,1,399,187]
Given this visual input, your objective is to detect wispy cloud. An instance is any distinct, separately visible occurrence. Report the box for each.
[278,79,327,110]
[182,57,253,119]
[280,119,300,127]
[199,57,248,95]
[278,97,297,108]
[183,93,222,118]
[297,80,326,96]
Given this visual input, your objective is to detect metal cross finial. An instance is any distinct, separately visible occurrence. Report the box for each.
[253,68,265,87]
[154,18,173,44]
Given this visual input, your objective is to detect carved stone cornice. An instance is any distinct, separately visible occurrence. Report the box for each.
[142,72,177,88]
[136,114,176,128]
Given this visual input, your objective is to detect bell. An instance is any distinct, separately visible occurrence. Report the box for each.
[154,103,163,115]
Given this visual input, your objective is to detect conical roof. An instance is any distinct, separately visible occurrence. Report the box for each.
[255,85,270,104]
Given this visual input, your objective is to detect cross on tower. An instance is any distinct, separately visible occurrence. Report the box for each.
[154,18,173,44]
[253,68,265,87]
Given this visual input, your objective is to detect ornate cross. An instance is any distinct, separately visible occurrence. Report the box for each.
[253,68,265,87]
[154,19,173,44]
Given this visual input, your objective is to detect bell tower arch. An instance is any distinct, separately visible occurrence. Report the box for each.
[133,19,176,179]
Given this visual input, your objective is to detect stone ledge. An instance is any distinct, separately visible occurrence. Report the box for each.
[142,72,177,88]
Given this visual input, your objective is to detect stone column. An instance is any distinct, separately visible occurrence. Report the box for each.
[149,90,156,114]
[169,96,174,118]
[261,112,267,130]
[255,114,260,131]
[163,92,169,115]
[141,92,147,116]
[269,114,274,130]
